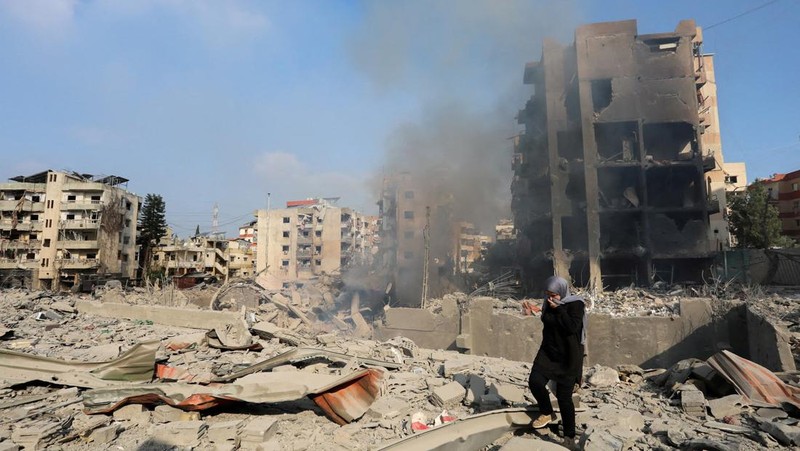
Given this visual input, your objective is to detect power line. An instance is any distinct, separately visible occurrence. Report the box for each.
[705,0,781,30]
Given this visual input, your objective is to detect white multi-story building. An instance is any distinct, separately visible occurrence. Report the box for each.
[255,198,373,285]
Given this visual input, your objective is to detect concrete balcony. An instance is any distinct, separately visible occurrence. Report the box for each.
[62,182,106,191]
[0,220,43,231]
[1,200,47,212]
[0,258,37,269]
[164,260,202,269]
[59,219,100,229]
[2,240,40,249]
[55,258,98,269]
[296,248,313,258]
[60,240,99,250]
[297,235,312,245]
[61,200,103,210]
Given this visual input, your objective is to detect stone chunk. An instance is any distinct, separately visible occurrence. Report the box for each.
[443,359,472,377]
[760,421,800,446]
[112,404,147,421]
[706,394,743,419]
[365,396,410,420]
[477,393,503,411]
[680,389,706,416]
[492,383,526,405]
[238,417,278,450]
[0,441,20,451]
[586,365,620,387]
[207,420,244,444]
[152,421,207,447]
[465,374,486,405]
[89,424,119,444]
[153,404,200,423]
[431,381,465,408]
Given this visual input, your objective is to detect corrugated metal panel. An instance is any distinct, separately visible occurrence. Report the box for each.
[707,350,800,410]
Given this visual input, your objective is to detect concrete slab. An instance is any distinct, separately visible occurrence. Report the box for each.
[75,300,242,330]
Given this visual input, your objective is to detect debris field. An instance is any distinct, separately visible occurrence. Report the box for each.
[0,285,799,451]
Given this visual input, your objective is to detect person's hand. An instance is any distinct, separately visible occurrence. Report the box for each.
[521,300,540,315]
[546,297,560,309]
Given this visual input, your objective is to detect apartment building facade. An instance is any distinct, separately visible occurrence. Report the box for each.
[255,198,372,285]
[760,171,800,240]
[513,20,732,291]
[0,170,139,289]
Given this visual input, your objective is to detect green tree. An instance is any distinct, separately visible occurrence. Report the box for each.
[137,194,168,280]
[728,183,794,248]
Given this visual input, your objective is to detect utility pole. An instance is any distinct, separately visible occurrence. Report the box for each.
[762,187,772,248]
[421,206,431,308]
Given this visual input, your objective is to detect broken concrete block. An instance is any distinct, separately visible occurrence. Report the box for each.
[455,334,472,350]
[443,359,472,378]
[112,404,147,421]
[316,333,337,345]
[759,421,800,446]
[706,394,743,419]
[431,381,465,408]
[755,407,789,421]
[50,301,75,313]
[152,420,207,447]
[207,420,244,444]
[680,389,706,416]
[239,417,278,449]
[492,383,526,405]
[465,374,486,405]
[587,365,620,387]
[88,424,119,444]
[365,396,410,420]
[0,441,19,451]
[153,404,200,423]
[271,364,299,372]
[477,393,503,411]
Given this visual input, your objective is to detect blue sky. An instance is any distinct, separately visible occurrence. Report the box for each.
[1,0,797,236]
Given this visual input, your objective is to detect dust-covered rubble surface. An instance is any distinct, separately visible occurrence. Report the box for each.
[1,287,799,450]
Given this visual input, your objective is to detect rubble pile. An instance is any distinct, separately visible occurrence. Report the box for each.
[1,288,799,450]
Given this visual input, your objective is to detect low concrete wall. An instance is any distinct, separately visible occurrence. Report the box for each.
[375,298,759,369]
[374,297,460,350]
[746,306,796,372]
[76,300,242,330]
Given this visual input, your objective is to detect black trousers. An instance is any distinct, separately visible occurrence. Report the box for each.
[528,368,577,438]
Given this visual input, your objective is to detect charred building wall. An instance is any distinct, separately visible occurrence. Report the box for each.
[513,20,722,291]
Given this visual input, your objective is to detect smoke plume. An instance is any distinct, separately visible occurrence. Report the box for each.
[348,0,579,234]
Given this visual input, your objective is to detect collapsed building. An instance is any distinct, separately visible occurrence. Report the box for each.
[0,170,140,290]
[512,19,747,291]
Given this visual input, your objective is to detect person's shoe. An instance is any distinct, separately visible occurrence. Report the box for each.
[531,413,557,428]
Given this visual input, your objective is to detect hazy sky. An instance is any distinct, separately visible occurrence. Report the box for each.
[1,0,798,237]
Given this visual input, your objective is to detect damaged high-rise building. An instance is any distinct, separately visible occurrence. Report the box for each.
[513,19,744,291]
[0,170,140,290]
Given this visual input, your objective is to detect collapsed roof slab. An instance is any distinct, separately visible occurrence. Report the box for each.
[0,341,158,389]
[376,407,567,451]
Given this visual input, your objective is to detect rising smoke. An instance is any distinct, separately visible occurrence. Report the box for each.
[348,0,579,235]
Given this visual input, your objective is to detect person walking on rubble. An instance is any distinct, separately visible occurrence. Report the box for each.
[527,275,587,450]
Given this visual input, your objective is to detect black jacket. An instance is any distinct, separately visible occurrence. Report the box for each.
[532,300,585,380]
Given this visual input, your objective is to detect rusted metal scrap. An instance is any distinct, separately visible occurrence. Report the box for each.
[707,350,800,410]
[0,341,158,388]
[83,368,384,424]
